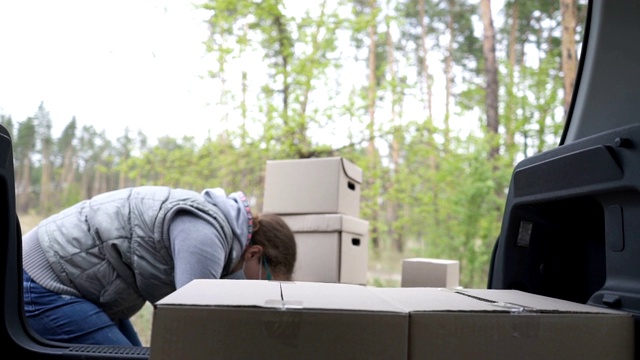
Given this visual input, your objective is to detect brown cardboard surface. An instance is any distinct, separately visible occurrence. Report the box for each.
[411,312,631,360]
[280,281,389,311]
[282,214,369,285]
[155,278,282,307]
[370,287,635,360]
[263,157,362,217]
[150,280,408,360]
[339,231,368,284]
[461,288,634,313]
[151,282,634,360]
[280,214,369,234]
[291,232,341,283]
[401,258,460,288]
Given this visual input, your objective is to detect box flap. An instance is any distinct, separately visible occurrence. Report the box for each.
[460,289,629,314]
[156,280,403,314]
[159,282,628,315]
[403,257,458,265]
[369,287,631,314]
[371,287,504,312]
[155,279,282,307]
[280,214,369,234]
[340,157,363,183]
[281,281,403,313]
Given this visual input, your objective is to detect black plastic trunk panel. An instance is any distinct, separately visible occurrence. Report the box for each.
[490,124,640,316]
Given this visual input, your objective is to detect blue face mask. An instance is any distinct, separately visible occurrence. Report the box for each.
[262,256,273,281]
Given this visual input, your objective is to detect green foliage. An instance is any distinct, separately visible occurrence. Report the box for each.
[15,117,36,160]
[60,183,83,209]
[57,118,76,154]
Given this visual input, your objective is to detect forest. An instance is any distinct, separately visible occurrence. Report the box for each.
[0,0,587,288]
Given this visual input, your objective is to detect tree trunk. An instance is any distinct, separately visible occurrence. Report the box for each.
[118,156,128,189]
[39,138,53,214]
[480,0,500,160]
[505,0,519,161]
[507,0,519,66]
[367,0,380,250]
[239,20,250,145]
[17,157,31,213]
[386,17,403,253]
[300,0,327,120]
[272,10,298,156]
[560,0,578,116]
[443,0,456,149]
[61,145,76,200]
[418,0,433,119]
[80,166,91,200]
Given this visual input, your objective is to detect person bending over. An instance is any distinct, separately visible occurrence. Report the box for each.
[22,186,296,346]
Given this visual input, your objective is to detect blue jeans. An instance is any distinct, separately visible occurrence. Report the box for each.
[23,270,142,346]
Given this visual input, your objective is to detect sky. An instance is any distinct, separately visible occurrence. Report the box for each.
[0,0,218,143]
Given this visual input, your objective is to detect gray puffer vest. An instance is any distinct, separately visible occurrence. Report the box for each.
[36,186,233,320]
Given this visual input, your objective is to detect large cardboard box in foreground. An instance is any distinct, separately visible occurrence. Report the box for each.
[150,280,407,360]
[150,280,634,360]
[401,257,460,288]
[280,214,369,285]
[372,287,634,359]
[263,157,363,217]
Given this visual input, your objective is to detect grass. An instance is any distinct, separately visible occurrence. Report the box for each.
[18,213,41,234]
[18,213,407,347]
[131,303,154,346]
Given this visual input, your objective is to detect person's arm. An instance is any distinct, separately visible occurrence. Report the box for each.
[169,211,229,288]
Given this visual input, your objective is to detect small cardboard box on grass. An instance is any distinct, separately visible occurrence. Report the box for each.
[263,157,363,217]
[150,280,634,360]
[149,280,408,360]
[401,258,460,288]
[280,214,369,285]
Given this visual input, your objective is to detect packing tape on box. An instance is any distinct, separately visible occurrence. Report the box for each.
[450,290,541,338]
[261,300,304,346]
[490,301,538,314]
[451,289,538,314]
[261,312,301,346]
[264,299,304,310]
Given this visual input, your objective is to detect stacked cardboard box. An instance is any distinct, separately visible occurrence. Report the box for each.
[262,157,369,285]
[150,280,635,360]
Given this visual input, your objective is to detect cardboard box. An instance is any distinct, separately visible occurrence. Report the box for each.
[401,258,459,288]
[371,287,634,360]
[150,281,634,360]
[281,214,369,285]
[150,280,408,360]
[263,157,363,217]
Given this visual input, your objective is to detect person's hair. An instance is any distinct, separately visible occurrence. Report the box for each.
[250,213,297,280]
